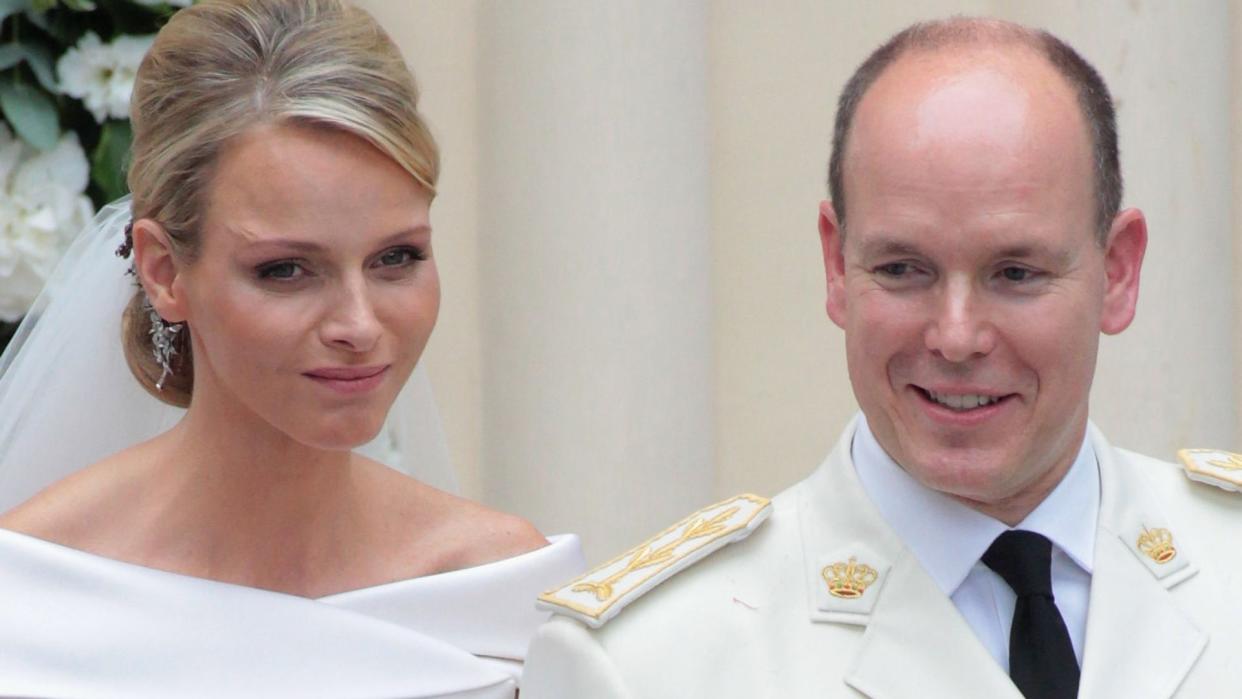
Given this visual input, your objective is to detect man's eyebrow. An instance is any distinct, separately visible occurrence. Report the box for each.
[855,237,925,259]
[854,237,1076,265]
[994,243,1074,266]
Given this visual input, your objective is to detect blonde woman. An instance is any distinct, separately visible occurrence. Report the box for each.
[0,1,582,696]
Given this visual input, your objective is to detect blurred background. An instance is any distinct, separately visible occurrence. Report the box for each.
[5,0,1239,563]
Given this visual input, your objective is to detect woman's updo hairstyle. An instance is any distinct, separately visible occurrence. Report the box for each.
[122,0,440,407]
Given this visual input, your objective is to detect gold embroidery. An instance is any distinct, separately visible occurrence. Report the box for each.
[1137,526,1176,564]
[1207,453,1242,471]
[1178,448,1242,493]
[572,506,740,601]
[822,557,879,599]
[538,493,771,622]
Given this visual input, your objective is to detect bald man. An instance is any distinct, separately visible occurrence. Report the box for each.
[523,18,1242,699]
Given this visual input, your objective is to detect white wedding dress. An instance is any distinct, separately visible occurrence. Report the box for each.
[0,529,583,698]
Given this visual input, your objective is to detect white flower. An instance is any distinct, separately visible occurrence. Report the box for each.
[56,32,155,123]
[0,124,95,321]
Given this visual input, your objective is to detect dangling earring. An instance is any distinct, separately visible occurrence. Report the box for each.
[144,297,183,391]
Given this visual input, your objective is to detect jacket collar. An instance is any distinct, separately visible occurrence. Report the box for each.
[1076,424,1205,699]
[797,419,1206,699]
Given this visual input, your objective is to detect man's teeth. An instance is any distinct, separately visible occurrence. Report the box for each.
[926,391,999,411]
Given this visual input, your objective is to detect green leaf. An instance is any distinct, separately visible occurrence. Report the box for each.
[0,0,32,25]
[0,43,57,91]
[18,43,55,92]
[91,119,131,200]
[60,0,94,10]
[21,7,49,31]
[29,0,54,12]
[0,45,22,71]
[0,80,58,150]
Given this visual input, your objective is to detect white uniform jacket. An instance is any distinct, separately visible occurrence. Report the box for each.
[522,423,1242,698]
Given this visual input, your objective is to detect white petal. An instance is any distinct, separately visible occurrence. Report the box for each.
[14,133,89,201]
[55,32,103,99]
[112,34,155,68]
[0,137,25,188]
[21,206,58,233]
[106,75,134,120]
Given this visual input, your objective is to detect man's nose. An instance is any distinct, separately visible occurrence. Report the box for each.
[319,277,382,353]
[923,277,996,363]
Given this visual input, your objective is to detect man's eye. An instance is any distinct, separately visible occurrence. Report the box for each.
[1000,266,1034,282]
[257,261,304,280]
[876,262,914,277]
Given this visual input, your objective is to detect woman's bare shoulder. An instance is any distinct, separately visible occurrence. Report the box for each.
[0,449,147,544]
[438,492,549,566]
[364,463,548,573]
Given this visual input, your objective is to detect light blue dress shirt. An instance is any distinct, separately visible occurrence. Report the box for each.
[851,414,1099,671]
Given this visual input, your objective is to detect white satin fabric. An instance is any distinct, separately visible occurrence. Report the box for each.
[0,530,583,698]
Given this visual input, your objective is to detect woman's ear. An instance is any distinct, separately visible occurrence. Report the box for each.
[131,219,188,323]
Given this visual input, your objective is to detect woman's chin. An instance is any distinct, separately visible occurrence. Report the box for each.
[295,418,388,454]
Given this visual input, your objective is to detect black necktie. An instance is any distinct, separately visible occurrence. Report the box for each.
[982,530,1080,699]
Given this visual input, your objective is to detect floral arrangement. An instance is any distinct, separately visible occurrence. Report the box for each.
[0,0,188,349]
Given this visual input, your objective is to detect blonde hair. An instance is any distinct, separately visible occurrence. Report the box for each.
[122,0,440,407]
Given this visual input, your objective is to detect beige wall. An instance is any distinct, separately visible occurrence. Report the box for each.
[1234,0,1242,454]
[359,1,1241,563]
[356,2,486,497]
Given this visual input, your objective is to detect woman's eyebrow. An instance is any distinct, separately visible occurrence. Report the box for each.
[235,226,432,253]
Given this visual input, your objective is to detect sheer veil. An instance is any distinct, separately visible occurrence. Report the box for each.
[0,196,456,514]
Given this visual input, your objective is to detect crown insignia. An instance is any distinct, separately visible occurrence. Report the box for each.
[822,556,879,599]
[1137,526,1177,564]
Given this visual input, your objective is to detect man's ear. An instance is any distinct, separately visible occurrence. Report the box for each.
[1098,207,1147,335]
[131,219,188,323]
[819,200,848,329]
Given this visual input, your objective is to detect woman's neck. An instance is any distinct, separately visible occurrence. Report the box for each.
[0,372,462,597]
[117,379,385,595]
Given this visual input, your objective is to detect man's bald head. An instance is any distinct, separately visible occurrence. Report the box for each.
[827,18,1121,243]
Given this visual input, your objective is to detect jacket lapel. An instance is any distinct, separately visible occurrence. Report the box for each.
[798,421,1019,699]
[844,549,1021,699]
[1077,427,1206,699]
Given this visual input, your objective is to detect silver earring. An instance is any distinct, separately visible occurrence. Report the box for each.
[145,299,182,390]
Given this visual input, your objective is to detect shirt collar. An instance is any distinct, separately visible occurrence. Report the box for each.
[851,413,1099,596]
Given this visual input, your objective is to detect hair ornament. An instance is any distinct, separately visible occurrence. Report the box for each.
[115,221,134,259]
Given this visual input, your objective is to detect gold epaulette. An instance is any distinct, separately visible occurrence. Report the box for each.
[1178,449,1242,493]
[537,493,772,628]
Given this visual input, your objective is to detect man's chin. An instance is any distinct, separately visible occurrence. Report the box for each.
[896,447,1022,501]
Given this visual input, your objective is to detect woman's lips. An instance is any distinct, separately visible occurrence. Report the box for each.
[304,365,389,394]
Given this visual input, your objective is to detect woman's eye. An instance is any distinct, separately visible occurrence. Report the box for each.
[257,261,305,280]
[376,246,427,267]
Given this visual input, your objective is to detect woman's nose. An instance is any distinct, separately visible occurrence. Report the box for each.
[319,278,382,353]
